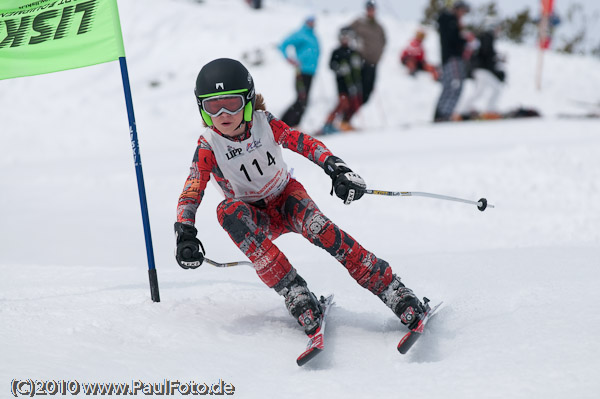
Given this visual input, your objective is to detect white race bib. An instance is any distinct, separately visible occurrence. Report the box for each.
[204,111,289,202]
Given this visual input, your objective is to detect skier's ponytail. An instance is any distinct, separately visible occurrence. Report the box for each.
[255,93,266,111]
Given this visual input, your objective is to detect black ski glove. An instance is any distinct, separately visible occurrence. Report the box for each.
[174,222,205,269]
[323,155,367,205]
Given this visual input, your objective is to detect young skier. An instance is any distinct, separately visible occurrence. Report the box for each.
[175,58,425,336]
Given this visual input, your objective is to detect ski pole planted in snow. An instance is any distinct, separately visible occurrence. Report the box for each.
[365,189,494,211]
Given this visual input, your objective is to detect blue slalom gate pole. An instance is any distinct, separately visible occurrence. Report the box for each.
[118,56,160,302]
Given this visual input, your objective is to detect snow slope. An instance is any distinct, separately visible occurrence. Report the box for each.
[1,0,600,398]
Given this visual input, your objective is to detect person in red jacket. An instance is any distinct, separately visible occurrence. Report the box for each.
[400,29,439,81]
[174,58,426,337]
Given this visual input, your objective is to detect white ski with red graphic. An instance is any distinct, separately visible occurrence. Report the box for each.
[296,294,334,366]
[397,299,443,354]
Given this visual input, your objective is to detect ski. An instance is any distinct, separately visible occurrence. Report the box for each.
[557,112,600,120]
[397,299,443,354]
[296,294,334,366]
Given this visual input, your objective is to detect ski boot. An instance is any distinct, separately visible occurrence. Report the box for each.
[316,123,338,136]
[278,275,323,335]
[378,274,425,329]
[339,121,355,132]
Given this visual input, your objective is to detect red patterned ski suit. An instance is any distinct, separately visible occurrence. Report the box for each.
[177,111,392,294]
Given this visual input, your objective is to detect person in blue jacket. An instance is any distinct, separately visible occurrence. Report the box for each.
[278,16,320,127]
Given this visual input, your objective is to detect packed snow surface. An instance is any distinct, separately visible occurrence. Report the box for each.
[1,1,599,398]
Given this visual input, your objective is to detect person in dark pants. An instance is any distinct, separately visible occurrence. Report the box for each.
[349,0,386,105]
[281,74,313,128]
[433,1,471,122]
[278,16,320,127]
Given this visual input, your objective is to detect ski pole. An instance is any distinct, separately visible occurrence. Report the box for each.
[203,257,253,268]
[364,189,494,211]
[180,246,253,268]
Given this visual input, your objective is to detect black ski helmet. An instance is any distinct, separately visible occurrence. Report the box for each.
[194,58,256,126]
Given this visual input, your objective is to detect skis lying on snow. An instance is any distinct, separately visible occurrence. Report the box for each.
[296,294,334,366]
[397,298,443,355]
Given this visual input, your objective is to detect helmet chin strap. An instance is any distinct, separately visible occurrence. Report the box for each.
[227,120,249,140]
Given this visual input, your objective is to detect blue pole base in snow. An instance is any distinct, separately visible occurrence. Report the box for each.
[119,56,160,302]
[148,268,161,302]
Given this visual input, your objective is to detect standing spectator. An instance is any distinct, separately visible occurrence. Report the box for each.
[400,28,439,81]
[462,18,506,116]
[318,27,363,135]
[433,1,471,122]
[349,0,386,105]
[278,16,320,127]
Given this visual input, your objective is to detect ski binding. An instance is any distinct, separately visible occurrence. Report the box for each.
[397,298,443,354]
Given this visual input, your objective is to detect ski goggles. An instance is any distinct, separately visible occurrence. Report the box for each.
[201,94,245,117]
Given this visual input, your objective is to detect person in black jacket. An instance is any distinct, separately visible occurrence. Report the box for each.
[462,18,506,116]
[433,1,471,122]
[318,28,363,134]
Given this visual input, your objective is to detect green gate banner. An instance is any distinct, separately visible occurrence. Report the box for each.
[0,0,125,80]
